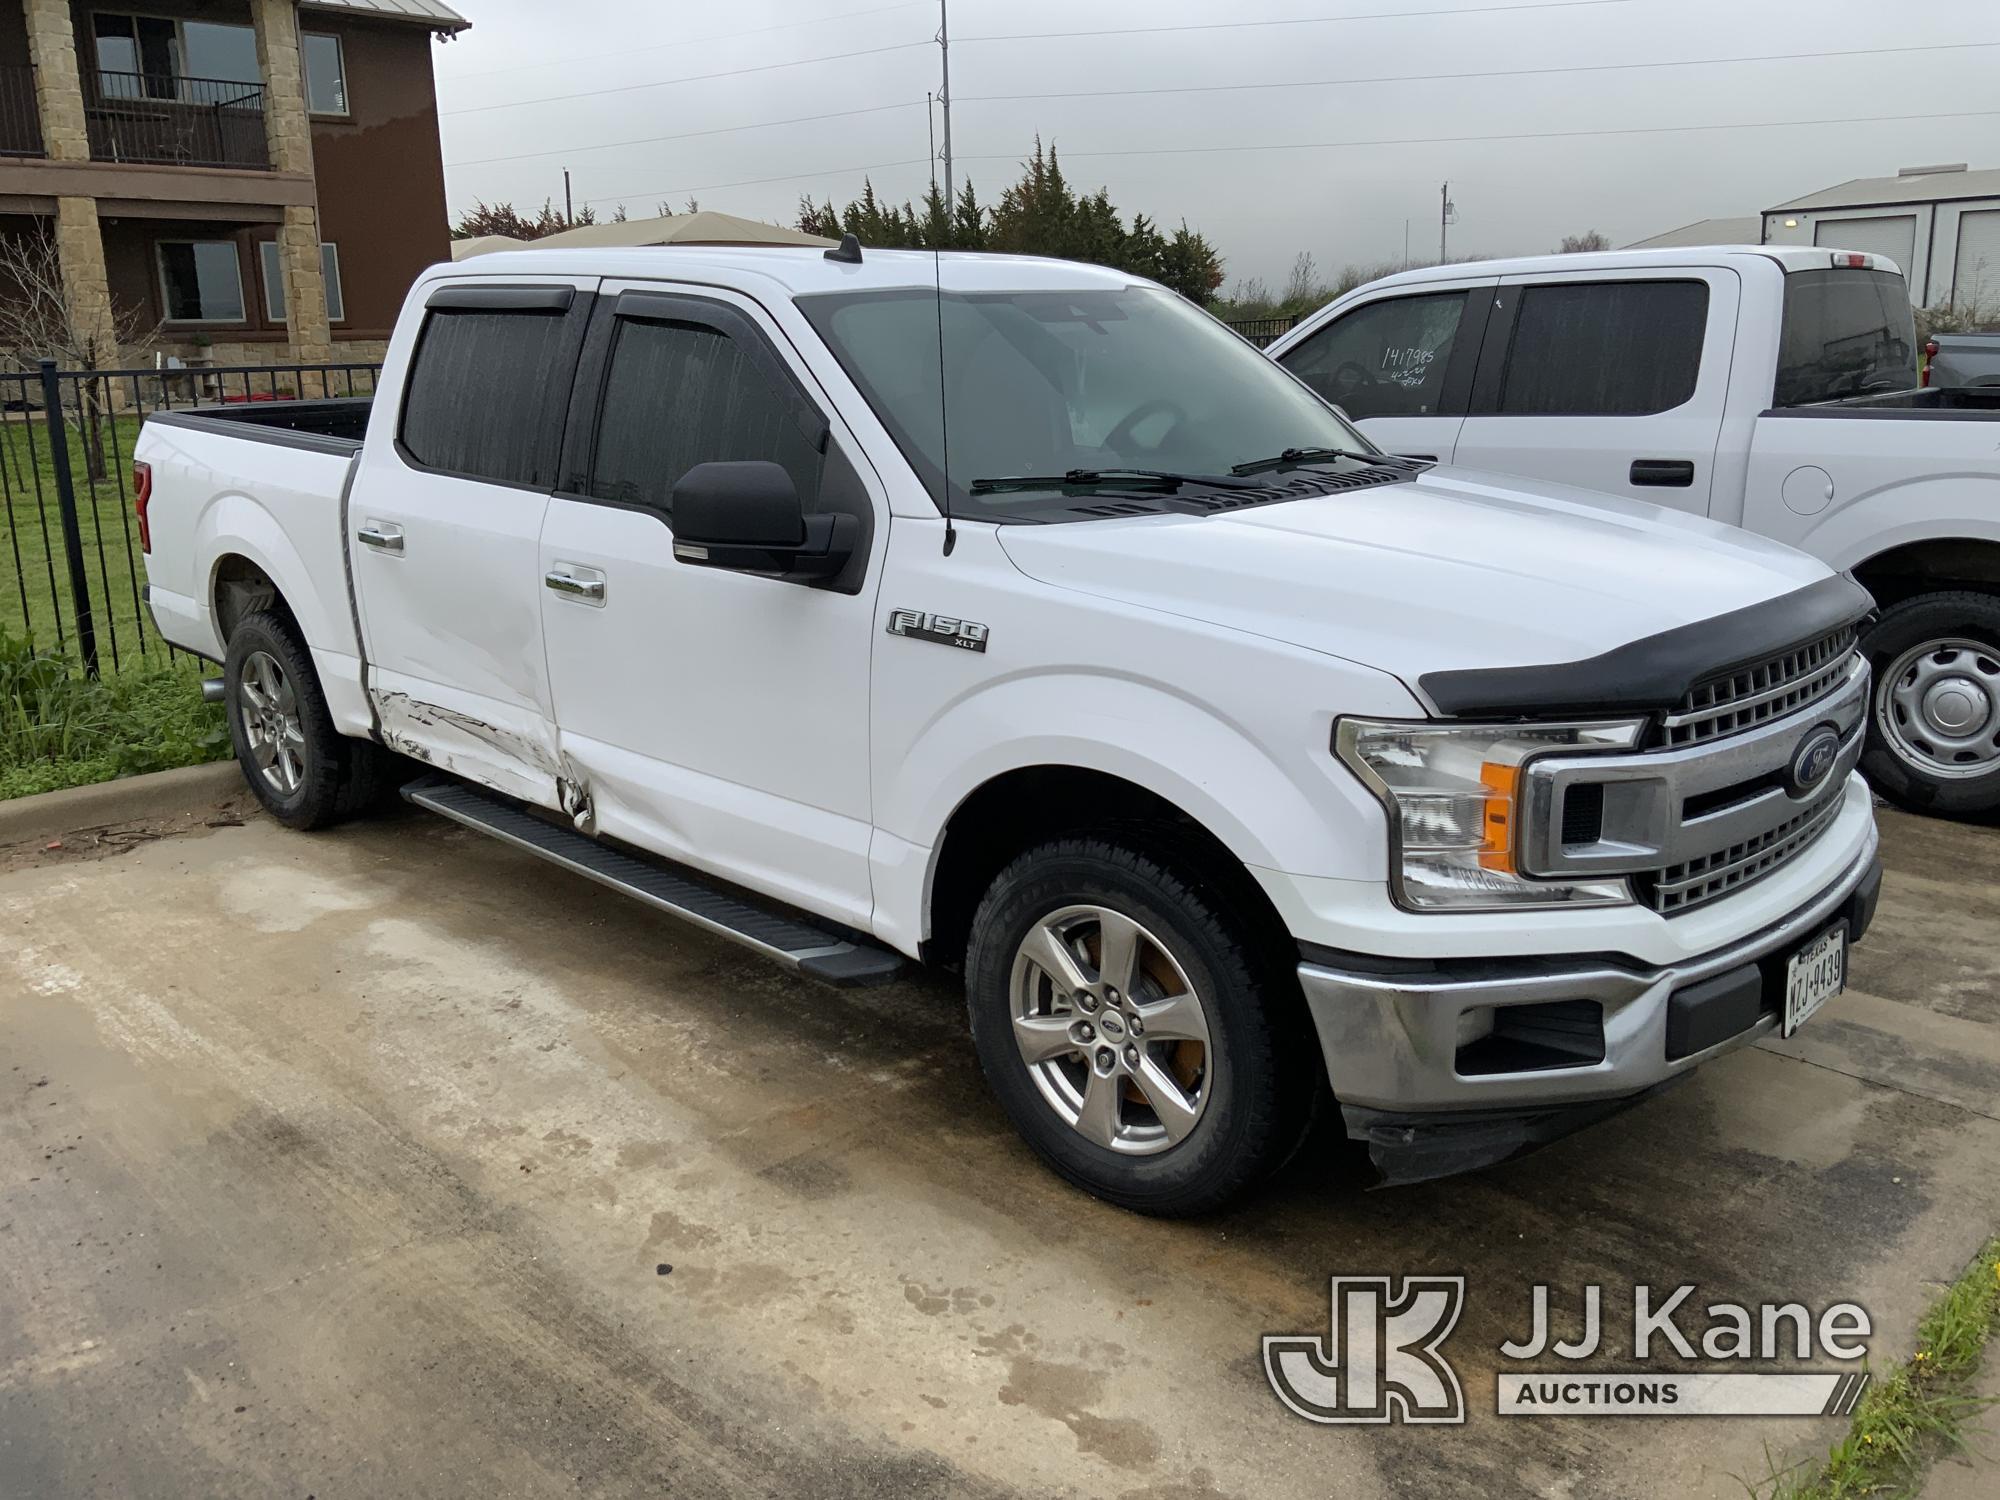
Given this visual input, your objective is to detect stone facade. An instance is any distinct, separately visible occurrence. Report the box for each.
[52,198,121,369]
[22,0,88,162]
[252,2,333,365]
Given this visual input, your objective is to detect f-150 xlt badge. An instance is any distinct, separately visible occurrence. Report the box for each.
[887,609,989,653]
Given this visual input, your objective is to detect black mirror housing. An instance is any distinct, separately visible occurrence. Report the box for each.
[671,460,805,547]
[670,460,856,583]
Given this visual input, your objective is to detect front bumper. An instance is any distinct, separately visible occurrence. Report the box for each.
[1298,833,1882,1185]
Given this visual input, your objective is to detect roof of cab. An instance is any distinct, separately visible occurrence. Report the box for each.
[1349,244,1884,293]
[424,245,1149,298]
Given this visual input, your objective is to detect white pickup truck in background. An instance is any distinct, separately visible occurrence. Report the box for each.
[136,244,1881,1214]
[1269,247,2000,817]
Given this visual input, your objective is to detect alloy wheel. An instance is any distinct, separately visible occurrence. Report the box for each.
[238,649,306,795]
[1008,904,1213,1156]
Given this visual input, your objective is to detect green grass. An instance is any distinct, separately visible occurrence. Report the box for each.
[1,412,170,677]
[1760,1238,2000,1500]
[0,632,229,801]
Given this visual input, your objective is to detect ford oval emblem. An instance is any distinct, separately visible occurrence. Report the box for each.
[1787,726,1843,798]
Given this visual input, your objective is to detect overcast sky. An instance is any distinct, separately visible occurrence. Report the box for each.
[432,0,1999,290]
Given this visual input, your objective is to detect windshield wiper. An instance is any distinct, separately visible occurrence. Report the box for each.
[1229,446,1429,477]
[968,467,1260,495]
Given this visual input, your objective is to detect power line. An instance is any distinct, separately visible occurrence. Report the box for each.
[958,0,1632,44]
[448,101,923,170]
[442,40,931,117]
[579,157,931,209]
[951,108,2000,168]
[447,1,929,82]
[959,40,2000,106]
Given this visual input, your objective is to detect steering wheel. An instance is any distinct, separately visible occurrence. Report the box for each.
[1105,398,1188,454]
[1324,360,1378,399]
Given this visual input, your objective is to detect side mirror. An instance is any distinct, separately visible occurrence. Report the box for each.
[670,460,855,581]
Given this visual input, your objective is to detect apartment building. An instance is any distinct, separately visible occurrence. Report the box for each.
[0,0,466,368]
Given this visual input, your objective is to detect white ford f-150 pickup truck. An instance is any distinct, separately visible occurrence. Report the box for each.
[1268,246,2000,817]
[136,243,1882,1214]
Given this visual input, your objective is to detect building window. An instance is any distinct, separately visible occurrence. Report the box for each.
[94,14,262,96]
[260,242,348,325]
[159,241,247,324]
[303,34,349,115]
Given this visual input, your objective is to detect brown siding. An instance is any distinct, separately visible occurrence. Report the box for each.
[307,15,450,340]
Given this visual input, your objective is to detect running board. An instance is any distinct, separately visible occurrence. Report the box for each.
[401,776,907,987]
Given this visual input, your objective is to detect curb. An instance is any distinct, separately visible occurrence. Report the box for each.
[0,761,249,845]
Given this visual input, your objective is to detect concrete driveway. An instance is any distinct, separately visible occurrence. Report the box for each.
[3,779,1997,1498]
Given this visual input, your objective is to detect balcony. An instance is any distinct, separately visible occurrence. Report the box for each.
[1,64,44,158]
[85,72,269,171]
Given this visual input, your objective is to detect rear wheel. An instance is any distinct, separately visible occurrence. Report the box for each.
[224,610,383,830]
[963,836,1316,1216]
[1859,590,2000,818]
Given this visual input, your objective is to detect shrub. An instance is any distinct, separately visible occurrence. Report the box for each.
[0,634,231,800]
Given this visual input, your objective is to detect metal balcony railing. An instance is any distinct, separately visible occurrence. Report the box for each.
[0,64,45,158]
[86,71,270,170]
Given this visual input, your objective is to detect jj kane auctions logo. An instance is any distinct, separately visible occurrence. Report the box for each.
[1265,1278,1874,1423]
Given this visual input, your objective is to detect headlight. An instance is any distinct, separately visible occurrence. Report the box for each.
[1334,717,1644,912]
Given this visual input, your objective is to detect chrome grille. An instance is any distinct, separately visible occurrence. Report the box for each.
[1647,790,1846,915]
[1660,626,1857,748]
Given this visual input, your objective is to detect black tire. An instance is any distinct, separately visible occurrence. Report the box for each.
[963,836,1318,1217]
[223,610,383,830]
[1858,590,2000,818]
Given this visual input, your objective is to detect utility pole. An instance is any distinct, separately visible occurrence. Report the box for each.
[937,1,955,211]
[1439,182,1456,263]
[1403,218,1410,269]
[564,168,573,226]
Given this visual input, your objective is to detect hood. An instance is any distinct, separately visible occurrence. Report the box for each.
[994,466,1837,704]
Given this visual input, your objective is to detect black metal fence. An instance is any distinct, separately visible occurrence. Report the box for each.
[0,63,43,158]
[1220,315,1303,348]
[86,71,270,170]
[1,359,381,678]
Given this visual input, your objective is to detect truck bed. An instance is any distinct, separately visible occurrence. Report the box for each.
[144,397,373,454]
[1789,387,2000,418]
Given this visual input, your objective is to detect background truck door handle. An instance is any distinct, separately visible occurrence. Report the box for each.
[1630,459,1696,487]
[544,567,607,605]
[355,521,404,553]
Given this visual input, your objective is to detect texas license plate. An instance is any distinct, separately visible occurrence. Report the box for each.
[1783,925,1847,1037]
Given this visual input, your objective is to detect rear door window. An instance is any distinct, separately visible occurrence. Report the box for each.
[1774,268,1918,406]
[1494,280,1708,416]
[588,314,824,517]
[1279,291,1471,417]
[400,300,582,486]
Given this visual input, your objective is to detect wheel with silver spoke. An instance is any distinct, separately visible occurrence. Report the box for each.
[1010,904,1213,1156]
[1860,591,2000,818]
[224,610,385,830]
[965,836,1317,1216]
[239,649,307,795]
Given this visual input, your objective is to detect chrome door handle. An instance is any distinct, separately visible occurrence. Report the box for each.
[356,522,404,553]
[544,569,606,604]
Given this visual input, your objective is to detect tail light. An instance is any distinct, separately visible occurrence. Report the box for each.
[1832,252,1871,269]
[1923,338,1939,387]
[133,460,153,553]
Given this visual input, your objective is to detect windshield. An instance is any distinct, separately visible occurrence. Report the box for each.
[1775,268,1919,406]
[797,284,1372,515]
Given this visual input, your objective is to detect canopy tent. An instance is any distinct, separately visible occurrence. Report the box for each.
[450,235,525,260]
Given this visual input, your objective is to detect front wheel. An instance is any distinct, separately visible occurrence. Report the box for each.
[1859,590,2000,818]
[963,837,1316,1216]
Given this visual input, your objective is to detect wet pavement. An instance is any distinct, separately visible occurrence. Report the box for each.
[2,789,1996,1498]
